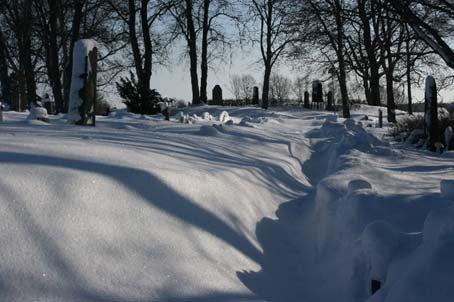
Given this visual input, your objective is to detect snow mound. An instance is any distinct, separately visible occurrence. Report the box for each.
[27,107,49,122]
[423,205,454,243]
[197,125,221,136]
[440,180,454,200]
[219,111,231,123]
[348,179,373,193]
[361,221,400,281]
[373,205,454,302]
[238,116,269,128]
[202,112,213,121]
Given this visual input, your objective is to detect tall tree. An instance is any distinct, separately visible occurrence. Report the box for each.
[0,29,10,106]
[249,0,295,110]
[378,5,404,123]
[387,0,454,69]
[307,0,351,118]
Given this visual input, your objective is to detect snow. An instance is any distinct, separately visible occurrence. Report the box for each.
[440,180,454,200]
[219,111,231,123]
[67,39,97,124]
[0,105,453,302]
[27,106,49,121]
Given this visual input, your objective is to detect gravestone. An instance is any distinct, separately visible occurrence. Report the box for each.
[326,91,334,111]
[252,86,259,105]
[68,39,98,126]
[312,80,323,109]
[304,91,310,109]
[424,76,439,151]
[212,85,223,105]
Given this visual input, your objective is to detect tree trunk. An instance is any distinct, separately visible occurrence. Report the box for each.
[262,64,271,109]
[0,30,10,106]
[334,0,350,118]
[406,27,413,115]
[140,0,152,100]
[358,0,380,106]
[200,0,210,104]
[47,0,64,113]
[186,0,200,105]
[21,0,36,107]
[363,77,371,105]
[385,70,396,123]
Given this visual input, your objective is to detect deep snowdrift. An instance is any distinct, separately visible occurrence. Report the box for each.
[0,106,453,302]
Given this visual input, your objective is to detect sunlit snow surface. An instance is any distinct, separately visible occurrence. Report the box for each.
[0,106,453,302]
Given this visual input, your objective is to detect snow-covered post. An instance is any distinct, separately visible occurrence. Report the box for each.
[304,91,310,109]
[378,109,383,128]
[68,39,98,126]
[424,76,439,151]
[312,80,323,109]
[253,86,259,105]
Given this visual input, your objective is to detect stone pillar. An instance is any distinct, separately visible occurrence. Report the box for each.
[424,76,439,151]
[312,80,323,109]
[212,85,223,105]
[68,39,98,126]
[252,86,259,105]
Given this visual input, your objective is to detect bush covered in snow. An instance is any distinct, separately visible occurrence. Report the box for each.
[116,71,161,115]
[95,94,111,116]
[390,111,454,149]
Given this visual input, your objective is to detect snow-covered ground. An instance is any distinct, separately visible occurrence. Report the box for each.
[0,106,453,302]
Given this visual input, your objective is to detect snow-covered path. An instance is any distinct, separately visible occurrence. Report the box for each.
[0,107,453,302]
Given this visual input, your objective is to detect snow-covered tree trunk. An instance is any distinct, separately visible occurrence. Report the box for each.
[68,39,97,126]
[424,76,439,151]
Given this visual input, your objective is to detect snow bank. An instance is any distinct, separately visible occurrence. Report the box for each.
[307,112,454,301]
[440,180,454,200]
[1,106,453,302]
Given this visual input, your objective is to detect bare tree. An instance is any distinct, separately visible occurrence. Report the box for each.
[239,74,256,101]
[0,0,37,110]
[0,29,10,106]
[229,74,242,100]
[293,76,308,102]
[306,0,351,118]
[229,74,256,101]
[270,73,292,104]
[387,0,454,69]
[109,0,166,103]
[248,0,296,109]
